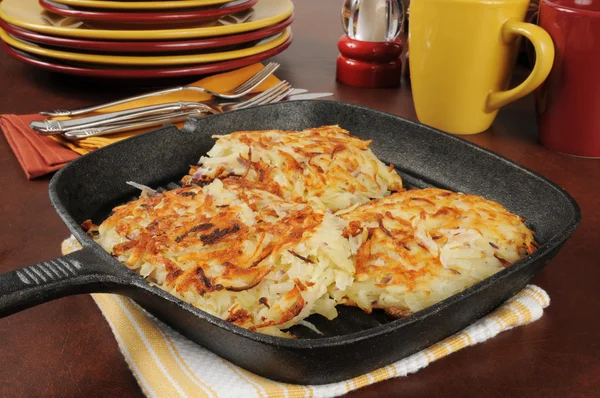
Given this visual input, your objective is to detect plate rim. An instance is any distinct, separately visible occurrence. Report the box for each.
[1,35,293,78]
[0,27,291,65]
[51,0,233,10]
[0,0,293,40]
[39,0,258,23]
[0,16,293,53]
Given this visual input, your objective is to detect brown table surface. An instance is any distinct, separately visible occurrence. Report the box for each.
[1,1,599,397]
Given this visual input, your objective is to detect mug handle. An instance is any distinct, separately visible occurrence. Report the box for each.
[486,19,554,111]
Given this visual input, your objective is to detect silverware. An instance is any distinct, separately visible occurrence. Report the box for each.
[214,91,333,108]
[32,81,292,135]
[63,89,328,140]
[62,110,205,140]
[63,89,330,140]
[63,82,295,139]
[39,62,280,117]
[285,92,333,101]
[32,102,209,135]
[286,88,308,96]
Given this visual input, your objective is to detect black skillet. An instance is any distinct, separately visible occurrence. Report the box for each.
[0,101,580,385]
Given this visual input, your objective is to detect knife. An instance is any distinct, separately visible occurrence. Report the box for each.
[214,92,333,107]
[287,92,333,101]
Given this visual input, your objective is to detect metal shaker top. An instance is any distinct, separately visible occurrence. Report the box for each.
[342,0,404,42]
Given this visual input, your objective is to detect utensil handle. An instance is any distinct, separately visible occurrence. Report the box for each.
[0,247,131,317]
[63,111,200,140]
[32,102,201,134]
[41,86,188,117]
[486,19,555,111]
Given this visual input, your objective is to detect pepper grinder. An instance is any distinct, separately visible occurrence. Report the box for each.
[337,0,405,88]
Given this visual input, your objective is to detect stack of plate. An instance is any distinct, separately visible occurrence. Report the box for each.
[0,0,293,78]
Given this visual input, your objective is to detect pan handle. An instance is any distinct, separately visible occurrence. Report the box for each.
[0,247,131,317]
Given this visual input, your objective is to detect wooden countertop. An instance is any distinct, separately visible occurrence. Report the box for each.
[0,0,598,396]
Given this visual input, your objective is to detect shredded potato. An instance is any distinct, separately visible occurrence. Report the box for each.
[87,127,537,338]
[339,188,537,316]
[182,125,403,212]
[92,178,353,337]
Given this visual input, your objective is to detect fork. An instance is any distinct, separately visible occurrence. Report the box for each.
[39,62,280,117]
[60,81,295,140]
[31,81,292,135]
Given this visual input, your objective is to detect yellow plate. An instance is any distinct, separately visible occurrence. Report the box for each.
[52,0,234,10]
[0,0,293,40]
[0,28,291,66]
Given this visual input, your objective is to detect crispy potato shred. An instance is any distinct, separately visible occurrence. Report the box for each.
[183,125,403,211]
[87,126,537,338]
[340,188,536,316]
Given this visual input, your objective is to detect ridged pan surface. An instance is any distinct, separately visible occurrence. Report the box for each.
[4,101,580,384]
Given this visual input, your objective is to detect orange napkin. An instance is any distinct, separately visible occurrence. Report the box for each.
[0,114,78,179]
[0,63,280,180]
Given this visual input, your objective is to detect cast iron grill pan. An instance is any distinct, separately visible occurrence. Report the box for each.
[0,101,580,384]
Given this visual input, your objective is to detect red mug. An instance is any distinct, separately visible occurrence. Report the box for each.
[536,0,600,158]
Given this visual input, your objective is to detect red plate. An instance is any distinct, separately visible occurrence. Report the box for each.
[1,35,292,78]
[0,16,293,54]
[39,0,258,24]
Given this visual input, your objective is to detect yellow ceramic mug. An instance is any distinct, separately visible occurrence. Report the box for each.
[408,0,555,135]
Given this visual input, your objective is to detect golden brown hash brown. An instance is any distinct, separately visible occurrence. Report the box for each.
[338,188,537,316]
[88,127,538,337]
[183,125,403,211]
[90,178,354,337]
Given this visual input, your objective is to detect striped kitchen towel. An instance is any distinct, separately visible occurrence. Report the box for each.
[62,237,550,398]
